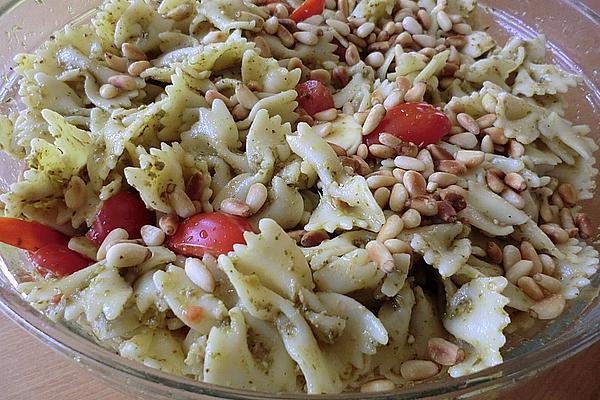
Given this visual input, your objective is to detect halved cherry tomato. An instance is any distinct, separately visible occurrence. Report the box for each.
[289,0,325,22]
[166,212,253,257]
[0,217,68,251]
[363,102,452,148]
[86,191,155,245]
[296,80,335,117]
[30,244,92,277]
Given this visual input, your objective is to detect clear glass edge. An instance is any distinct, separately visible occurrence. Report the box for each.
[0,0,597,398]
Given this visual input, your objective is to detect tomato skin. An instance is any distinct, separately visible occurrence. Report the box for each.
[296,80,335,116]
[30,244,92,277]
[289,0,325,22]
[363,102,452,148]
[0,217,69,251]
[166,212,253,257]
[86,191,155,245]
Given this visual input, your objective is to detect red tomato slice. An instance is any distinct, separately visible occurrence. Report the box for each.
[289,0,325,22]
[296,80,335,117]
[30,244,92,277]
[166,212,253,257]
[87,191,155,245]
[363,102,452,148]
[0,217,69,251]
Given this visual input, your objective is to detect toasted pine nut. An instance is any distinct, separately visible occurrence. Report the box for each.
[448,132,478,149]
[310,68,331,84]
[427,144,453,160]
[366,240,395,273]
[454,150,484,168]
[383,89,405,110]
[476,113,497,129]
[505,172,526,192]
[356,21,375,38]
[517,276,545,301]
[540,223,569,244]
[507,139,525,158]
[168,187,196,218]
[127,60,150,76]
[404,81,426,102]
[205,90,233,108]
[484,127,508,145]
[235,84,259,109]
[394,156,426,171]
[539,254,557,276]
[108,74,137,91]
[293,31,319,45]
[436,160,466,175]
[314,107,338,121]
[480,134,495,153]
[446,35,466,47]
[325,18,350,35]
[530,294,566,320]
[557,183,576,207]
[486,241,503,264]
[277,25,295,47]
[366,174,396,190]
[300,230,329,247]
[520,241,542,275]
[428,172,457,187]
[106,242,150,268]
[253,35,271,57]
[65,176,86,209]
[390,183,408,212]
[99,83,119,99]
[400,360,439,380]
[486,170,505,193]
[362,104,386,135]
[245,183,268,214]
[402,16,423,34]
[575,213,593,239]
[456,113,479,134]
[159,213,179,236]
[221,197,253,217]
[410,195,438,216]
[68,236,98,261]
[140,225,165,246]
[437,10,453,31]
[264,16,279,34]
[360,379,395,393]
[165,3,193,20]
[345,43,360,65]
[185,257,216,292]
[365,51,385,68]
[403,170,427,197]
[201,30,228,45]
[428,337,462,366]
[369,144,395,159]
[337,0,349,16]
[373,187,391,208]
[384,238,411,254]
[104,52,128,72]
[506,260,534,284]
[121,43,146,61]
[311,121,332,137]
[377,214,404,242]
[328,142,347,156]
[453,22,472,34]
[97,228,128,260]
[502,244,521,270]
[402,208,421,228]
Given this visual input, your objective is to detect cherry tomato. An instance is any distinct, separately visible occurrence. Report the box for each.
[363,102,452,148]
[166,212,253,257]
[86,191,155,245]
[289,0,325,22]
[0,217,68,251]
[296,80,335,117]
[30,244,92,277]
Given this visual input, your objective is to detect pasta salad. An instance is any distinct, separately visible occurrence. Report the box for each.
[0,0,597,394]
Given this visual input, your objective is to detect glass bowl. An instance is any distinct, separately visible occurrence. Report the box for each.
[0,0,598,398]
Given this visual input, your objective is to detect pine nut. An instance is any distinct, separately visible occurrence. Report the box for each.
[326,18,350,35]
[530,294,566,320]
[504,173,526,192]
[356,21,375,38]
[448,132,478,149]
[377,214,404,241]
[400,360,439,380]
[108,74,137,91]
[314,107,338,121]
[253,35,272,57]
[501,188,525,209]
[436,160,466,175]
[104,52,128,72]
[476,113,497,129]
[453,23,472,35]
[362,104,386,135]
[277,25,295,47]
[454,150,483,168]
[557,183,576,207]
[390,183,408,212]
[235,84,259,109]
[64,176,86,209]
[159,213,179,236]
[437,10,453,31]
[127,60,150,76]
[384,238,411,254]
[394,156,426,171]
[185,257,216,293]
[484,127,508,145]
[396,31,413,46]
[506,260,534,284]
[332,65,349,87]
[221,197,253,217]
[165,3,193,20]
[293,31,318,45]
[402,208,421,228]
[410,195,438,216]
[328,142,347,156]
[456,113,479,135]
[507,139,525,158]
[486,241,503,264]
[428,337,462,366]
[121,43,146,61]
[437,200,456,222]
[369,144,395,159]
[140,225,165,246]
[106,242,150,268]
[383,89,405,110]
[68,236,98,261]
[520,241,542,274]
[402,16,423,34]
[551,191,565,208]
[403,170,426,197]
[503,244,521,270]
[366,174,396,189]
[429,172,458,187]
[518,276,545,301]
[374,187,391,208]
[168,187,196,218]
[365,51,385,68]
[366,240,395,272]
[313,122,333,138]
[303,14,323,25]
[427,144,453,161]
[404,81,426,102]
[337,0,349,16]
[575,213,593,239]
[264,16,279,34]
[540,223,569,244]
[99,83,119,99]
[274,3,289,18]
[486,170,505,193]
[205,90,233,108]
[446,35,466,47]
[481,134,494,153]
[539,254,557,276]
[360,379,395,393]
[417,9,431,29]
[347,33,367,48]
[97,228,128,260]
[412,34,436,48]
[201,31,228,45]
[310,69,331,84]
[245,183,268,213]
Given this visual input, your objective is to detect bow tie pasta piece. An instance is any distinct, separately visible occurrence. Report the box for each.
[119,328,185,374]
[183,99,250,173]
[92,0,131,48]
[409,286,448,360]
[204,308,298,392]
[241,50,301,93]
[198,0,267,32]
[465,181,529,226]
[444,277,510,377]
[513,63,579,97]
[461,31,497,59]
[187,30,254,74]
[556,239,600,299]
[322,114,363,155]
[546,156,598,201]
[332,65,374,110]
[113,0,174,52]
[287,123,385,233]
[237,90,299,130]
[248,176,305,229]
[218,255,344,394]
[351,0,395,21]
[232,218,314,300]
[133,269,170,314]
[262,30,339,68]
[398,223,471,278]
[245,109,292,173]
[446,0,477,18]
[63,266,133,322]
[153,265,228,334]
[27,73,89,117]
